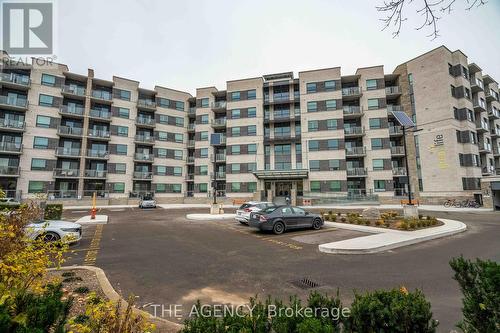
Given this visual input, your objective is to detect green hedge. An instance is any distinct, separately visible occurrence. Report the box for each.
[44,204,63,220]
[0,203,20,211]
[450,256,500,332]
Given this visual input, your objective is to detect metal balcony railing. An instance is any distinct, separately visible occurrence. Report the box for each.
[86,149,109,159]
[389,126,403,135]
[55,147,81,157]
[385,86,400,95]
[61,85,86,96]
[0,166,20,176]
[136,117,155,126]
[347,168,367,176]
[344,126,364,136]
[91,90,112,100]
[84,169,107,178]
[133,171,153,180]
[392,167,407,176]
[211,101,226,109]
[89,109,111,120]
[58,126,84,136]
[342,87,361,96]
[53,168,80,177]
[211,118,227,126]
[387,105,404,112]
[59,105,85,116]
[0,141,22,153]
[134,153,154,161]
[345,146,366,156]
[391,146,405,155]
[0,73,30,86]
[0,95,28,108]
[342,105,362,116]
[0,118,25,130]
[88,128,111,138]
[134,135,155,143]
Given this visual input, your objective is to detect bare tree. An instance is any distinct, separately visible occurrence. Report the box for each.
[377,0,488,40]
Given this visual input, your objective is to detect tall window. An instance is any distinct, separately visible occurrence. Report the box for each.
[306,83,317,93]
[366,79,378,90]
[41,74,56,86]
[247,90,256,100]
[308,120,319,132]
[231,91,241,101]
[324,80,336,91]
[39,94,54,107]
[201,98,209,108]
[326,100,337,110]
[307,101,317,112]
[371,138,383,150]
[367,99,379,110]
[36,115,51,128]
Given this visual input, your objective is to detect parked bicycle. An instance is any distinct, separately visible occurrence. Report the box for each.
[443,199,480,208]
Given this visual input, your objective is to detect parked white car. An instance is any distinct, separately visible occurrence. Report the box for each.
[139,196,157,208]
[0,197,21,206]
[235,201,275,225]
[25,220,82,243]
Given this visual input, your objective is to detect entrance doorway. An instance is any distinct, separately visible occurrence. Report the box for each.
[275,182,292,197]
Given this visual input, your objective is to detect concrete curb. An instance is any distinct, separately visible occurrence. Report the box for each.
[186,213,236,220]
[75,215,108,225]
[319,218,467,254]
[49,266,183,332]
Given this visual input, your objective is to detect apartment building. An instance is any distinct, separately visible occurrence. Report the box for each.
[1,46,499,209]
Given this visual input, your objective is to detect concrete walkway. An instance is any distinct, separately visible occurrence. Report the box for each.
[319,218,467,254]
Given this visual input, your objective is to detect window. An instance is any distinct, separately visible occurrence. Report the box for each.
[116,144,127,155]
[307,101,317,112]
[156,148,167,158]
[309,160,320,171]
[158,114,168,124]
[408,73,413,85]
[308,120,319,132]
[324,80,336,91]
[310,181,320,192]
[327,139,339,150]
[231,109,241,119]
[464,88,471,99]
[117,107,129,118]
[374,180,386,192]
[173,166,182,176]
[158,132,168,141]
[306,83,317,93]
[308,140,319,151]
[174,133,183,143]
[33,136,49,149]
[231,145,241,155]
[201,98,209,108]
[326,100,337,110]
[200,131,208,141]
[248,163,256,172]
[112,183,125,193]
[200,148,208,158]
[36,115,51,128]
[248,144,257,154]
[371,138,383,150]
[175,117,184,127]
[117,126,128,137]
[115,163,126,174]
[41,74,56,86]
[231,127,241,137]
[329,180,341,192]
[156,166,167,175]
[247,90,256,100]
[198,183,208,193]
[231,91,241,101]
[373,159,384,171]
[175,101,184,111]
[367,99,379,110]
[31,158,47,170]
[172,184,182,192]
[157,98,169,108]
[247,107,256,118]
[248,182,257,192]
[329,159,340,171]
[231,164,241,173]
[39,94,54,107]
[118,90,131,101]
[369,118,382,129]
[200,114,209,124]
[230,182,241,192]
[248,125,256,136]
[327,119,338,130]
[366,79,378,90]
[28,181,45,193]
[174,150,183,160]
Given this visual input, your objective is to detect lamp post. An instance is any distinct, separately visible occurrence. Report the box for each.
[402,126,412,205]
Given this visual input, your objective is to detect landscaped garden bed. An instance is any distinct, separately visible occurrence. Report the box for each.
[319,211,443,230]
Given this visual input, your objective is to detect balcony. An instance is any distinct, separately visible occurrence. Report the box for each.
[385,86,401,97]
[133,171,153,180]
[346,168,367,177]
[472,98,486,112]
[134,153,154,162]
[392,167,407,176]
[136,117,156,128]
[134,134,155,145]
[390,146,405,156]
[61,85,86,98]
[84,169,107,178]
[387,105,404,113]
[491,127,500,138]
[345,146,366,157]
[215,171,226,179]
[0,73,30,90]
[493,146,500,157]
[341,87,362,100]
[211,118,227,128]
[58,126,84,137]
[59,105,85,118]
[53,168,80,178]
[137,99,156,111]
[389,126,403,136]
[88,128,111,140]
[344,126,364,137]
[86,149,109,159]
[481,165,495,175]
[478,142,491,153]
[55,147,81,157]
[264,110,297,124]
[91,90,112,103]
[488,108,500,120]
[475,120,489,133]
[264,133,301,143]
[0,142,22,154]
[211,101,227,111]
[213,153,226,162]
[0,118,25,132]
[0,95,28,111]
[188,107,197,116]
[271,92,291,103]
[485,89,498,103]
[187,123,195,132]
[89,109,112,121]
[185,173,194,181]
[0,166,20,177]
[187,139,195,148]
[469,77,484,92]
[342,105,363,118]
[186,156,195,164]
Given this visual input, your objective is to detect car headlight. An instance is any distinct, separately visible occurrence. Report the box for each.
[61,228,80,232]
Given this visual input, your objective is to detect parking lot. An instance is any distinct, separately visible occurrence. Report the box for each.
[63,207,500,331]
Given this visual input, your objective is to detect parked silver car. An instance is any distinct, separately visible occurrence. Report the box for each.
[235,201,275,225]
[139,196,157,208]
[25,220,82,243]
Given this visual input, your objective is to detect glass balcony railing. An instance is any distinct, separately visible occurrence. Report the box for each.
[347,168,367,176]
[385,86,400,95]
[133,171,153,180]
[0,118,25,130]
[0,141,22,153]
[342,87,361,96]
[88,128,110,138]
[345,147,366,156]
[137,99,156,108]
[89,109,111,120]
[55,147,81,157]
[342,105,362,116]
[392,167,407,176]
[134,153,154,161]
[0,166,20,176]
[0,95,28,108]
[87,149,109,159]
[0,73,30,86]
[53,168,80,177]
[91,90,112,100]
[59,105,85,116]
[62,85,86,96]
[136,117,155,126]
[58,126,84,136]
[344,126,364,136]
[391,146,405,155]
[84,169,107,178]
[134,134,154,143]
[389,126,403,135]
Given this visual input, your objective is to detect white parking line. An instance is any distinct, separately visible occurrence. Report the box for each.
[71,210,88,213]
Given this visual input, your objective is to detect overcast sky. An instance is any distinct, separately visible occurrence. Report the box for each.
[56,0,500,94]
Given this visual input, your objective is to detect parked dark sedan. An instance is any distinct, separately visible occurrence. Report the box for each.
[248,206,323,235]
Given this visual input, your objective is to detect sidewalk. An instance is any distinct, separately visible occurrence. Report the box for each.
[319,218,467,254]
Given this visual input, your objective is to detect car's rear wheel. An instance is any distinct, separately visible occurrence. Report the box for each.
[239,220,248,225]
[37,232,60,242]
[273,221,285,235]
[312,218,322,230]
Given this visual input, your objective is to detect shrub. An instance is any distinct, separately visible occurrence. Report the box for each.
[449,256,500,333]
[346,288,438,332]
[62,271,76,277]
[340,217,346,223]
[418,214,423,219]
[0,203,20,211]
[328,212,336,222]
[72,314,89,325]
[337,212,341,216]
[375,219,383,226]
[384,220,391,228]
[363,219,371,226]
[44,203,63,220]
[74,286,90,294]
[400,221,409,230]
[409,220,417,229]
[430,218,438,226]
